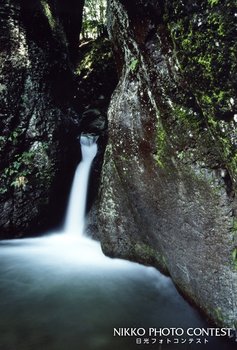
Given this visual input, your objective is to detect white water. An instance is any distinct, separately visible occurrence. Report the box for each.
[64,134,98,236]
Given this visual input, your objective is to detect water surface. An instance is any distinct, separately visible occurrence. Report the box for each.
[0,234,235,350]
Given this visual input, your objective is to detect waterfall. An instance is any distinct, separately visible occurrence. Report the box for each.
[63,134,98,236]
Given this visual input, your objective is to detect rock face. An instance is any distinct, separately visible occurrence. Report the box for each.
[0,0,84,237]
[0,0,117,238]
[98,0,237,326]
[56,0,85,62]
[74,37,118,117]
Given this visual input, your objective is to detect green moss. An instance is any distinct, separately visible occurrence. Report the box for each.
[76,38,113,76]
[232,218,237,232]
[40,0,66,44]
[156,126,167,168]
[166,0,237,186]
[41,0,56,31]
[232,248,237,270]
[175,105,200,131]
[134,242,167,271]
[134,243,155,259]
[129,58,139,72]
[76,51,93,74]
[214,307,225,323]
[154,113,174,169]
[208,0,220,7]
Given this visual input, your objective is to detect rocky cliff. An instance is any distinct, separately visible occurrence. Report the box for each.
[0,0,116,238]
[97,0,237,327]
[0,0,84,237]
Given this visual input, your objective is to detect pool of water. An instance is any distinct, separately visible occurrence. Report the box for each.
[0,234,235,350]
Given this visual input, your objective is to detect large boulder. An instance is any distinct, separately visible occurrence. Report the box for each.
[97,0,237,327]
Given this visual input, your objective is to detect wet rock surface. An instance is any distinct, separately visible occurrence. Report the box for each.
[0,0,82,237]
[73,36,118,117]
[97,0,237,327]
[0,1,116,238]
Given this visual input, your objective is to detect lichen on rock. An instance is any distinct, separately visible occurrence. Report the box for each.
[97,0,237,327]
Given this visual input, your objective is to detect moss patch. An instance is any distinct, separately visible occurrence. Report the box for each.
[164,0,237,186]
[232,248,237,270]
[133,242,168,272]
[41,0,56,31]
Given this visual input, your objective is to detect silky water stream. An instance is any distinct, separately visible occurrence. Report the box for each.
[0,135,235,350]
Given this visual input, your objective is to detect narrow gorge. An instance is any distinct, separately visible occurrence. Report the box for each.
[0,0,236,337]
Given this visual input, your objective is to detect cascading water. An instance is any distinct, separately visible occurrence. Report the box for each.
[64,134,98,236]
